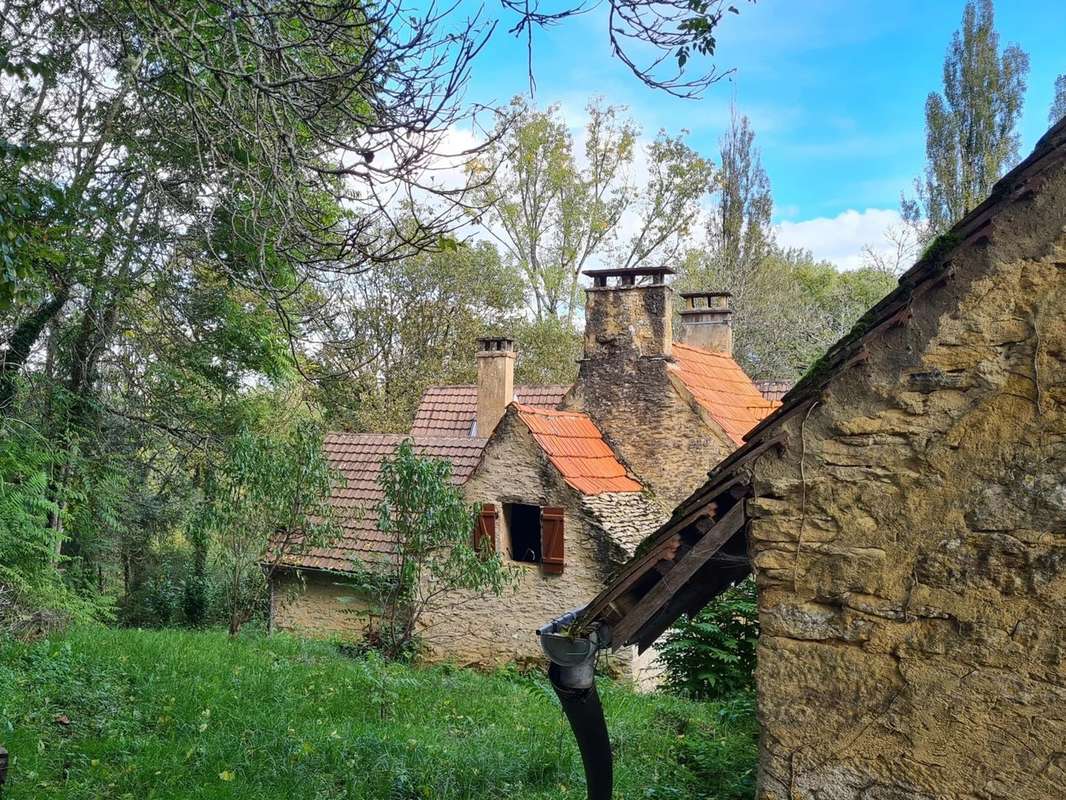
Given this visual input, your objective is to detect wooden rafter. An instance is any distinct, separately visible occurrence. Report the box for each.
[610,500,746,646]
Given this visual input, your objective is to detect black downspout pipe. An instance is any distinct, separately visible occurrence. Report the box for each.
[538,610,614,800]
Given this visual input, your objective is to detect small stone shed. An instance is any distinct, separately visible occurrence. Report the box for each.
[577,119,1066,797]
[270,266,780,679]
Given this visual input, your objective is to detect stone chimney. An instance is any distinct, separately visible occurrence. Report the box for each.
[679,291,733,355]
[475,336,515,437]
[581,267,674,360]
[564,266,712,504]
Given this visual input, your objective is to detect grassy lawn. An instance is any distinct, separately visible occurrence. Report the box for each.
[0,627,756,799]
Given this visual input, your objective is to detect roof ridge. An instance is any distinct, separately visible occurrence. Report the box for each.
[745,115,1066,439]
[514,402,588,419]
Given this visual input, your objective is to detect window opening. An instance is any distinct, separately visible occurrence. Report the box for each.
[506,503,542,563]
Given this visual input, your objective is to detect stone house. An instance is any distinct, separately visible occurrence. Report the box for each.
[575,119,1066,796]
[270,266,780,679]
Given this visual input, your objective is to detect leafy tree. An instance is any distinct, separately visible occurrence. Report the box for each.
[659,579,759,700]
[366,440,516,660]
[710,109,774,287]
[312,238,526,431]
[903,0,1029,241]
[475,98,713,323]
[195,422,340,636]
[677,111,891,380]
[681,245,896,380]
[1051,74,1066,126]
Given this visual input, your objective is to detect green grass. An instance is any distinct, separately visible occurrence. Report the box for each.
[0,627,757,799]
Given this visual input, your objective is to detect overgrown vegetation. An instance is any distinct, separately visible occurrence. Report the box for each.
[357,441,518,660]
[659,580,759,701]
[0,627,758,800]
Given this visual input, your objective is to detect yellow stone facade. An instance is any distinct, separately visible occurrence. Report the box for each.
[746,172,1066,799]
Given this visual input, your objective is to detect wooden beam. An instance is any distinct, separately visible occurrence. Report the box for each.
[610,500,747,647]
[636,561,750,652]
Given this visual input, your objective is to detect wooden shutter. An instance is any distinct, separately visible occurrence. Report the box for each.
[540,507,565,574]
[473,504,496,557]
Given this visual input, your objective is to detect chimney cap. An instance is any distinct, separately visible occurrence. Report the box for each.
[476,335,516,353]
[680,291,733,315]
[583,266,675,288]
[679,291,732,300]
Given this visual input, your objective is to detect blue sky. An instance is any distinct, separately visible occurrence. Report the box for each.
[453,0,1065,268]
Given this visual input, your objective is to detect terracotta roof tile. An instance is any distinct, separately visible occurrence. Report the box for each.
[275,433,486,574]
[670,343,781,445]
[410,384,570,437]
[515,405,642,495]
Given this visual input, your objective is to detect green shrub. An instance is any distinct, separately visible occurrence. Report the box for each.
[658,579,759,700]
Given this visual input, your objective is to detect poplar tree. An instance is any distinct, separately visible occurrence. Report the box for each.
[904,0,1029,241]
[1051,75,1066,126]
[709,109,774,290]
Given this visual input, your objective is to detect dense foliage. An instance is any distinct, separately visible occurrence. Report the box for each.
[659,580,759,701]
[0,626,759,799]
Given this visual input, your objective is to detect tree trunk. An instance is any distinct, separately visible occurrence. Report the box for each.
[0,285,69,414]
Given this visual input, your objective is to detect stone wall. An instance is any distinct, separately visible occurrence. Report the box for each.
[746,181,1066,798]
[421,407,627,669]
[270,570,373,639]
[566,284,733,506]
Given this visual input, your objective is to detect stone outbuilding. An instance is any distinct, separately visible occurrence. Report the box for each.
[576,119,1066,795]
[270,266,780,681]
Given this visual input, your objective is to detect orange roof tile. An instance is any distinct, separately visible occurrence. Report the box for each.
[671,343,781,445]
[515,404,642,495]
[275,433,486,574]
[410,384,569,437]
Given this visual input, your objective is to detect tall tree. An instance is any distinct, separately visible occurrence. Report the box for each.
[475,98,713,323]
[679,108,776,370]
[1051,74,1066,127]
[706,108,774,303]
[903,0,1029,241]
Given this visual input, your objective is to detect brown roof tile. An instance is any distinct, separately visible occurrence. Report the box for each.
[275,433,486,574]
[410,384,570,437]
[515,405,642,495]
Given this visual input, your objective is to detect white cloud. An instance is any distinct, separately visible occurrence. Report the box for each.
[775,207,904,271]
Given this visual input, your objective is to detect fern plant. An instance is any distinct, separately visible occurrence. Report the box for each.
[657,578,759,700]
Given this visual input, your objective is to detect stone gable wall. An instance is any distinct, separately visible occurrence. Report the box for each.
[746,179,1066,799]
[421,408,629,670]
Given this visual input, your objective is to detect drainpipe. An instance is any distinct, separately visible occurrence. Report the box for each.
[537,610,613,800]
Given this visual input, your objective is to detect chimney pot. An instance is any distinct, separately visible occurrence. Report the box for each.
[475,336,516,436]
[679,291,733,355]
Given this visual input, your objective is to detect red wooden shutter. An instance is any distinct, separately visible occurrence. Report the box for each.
[540,507,565,574]
[473,504,496,557]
